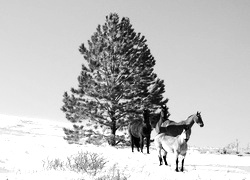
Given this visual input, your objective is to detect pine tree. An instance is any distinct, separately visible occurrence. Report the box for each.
[62,13,169,146]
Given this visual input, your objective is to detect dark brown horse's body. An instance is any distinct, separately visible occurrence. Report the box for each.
[128,109,151,154]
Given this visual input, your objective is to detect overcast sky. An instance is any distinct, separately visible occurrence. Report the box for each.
[1,0,250,148]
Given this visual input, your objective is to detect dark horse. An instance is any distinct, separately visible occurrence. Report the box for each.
[128,109,152,154]
[155,105,204,141]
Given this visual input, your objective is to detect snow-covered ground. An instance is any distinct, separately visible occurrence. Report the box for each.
[0,114,249,180]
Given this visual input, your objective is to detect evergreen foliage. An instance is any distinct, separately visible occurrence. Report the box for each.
[62,13,169,145]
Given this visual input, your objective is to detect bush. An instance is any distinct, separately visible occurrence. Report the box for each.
[95,164,128,180]
[67,151,107,175]
[43,158,65,170]
[221,139,240,154]
[43,151,130,180]
[43,151,107,176]
[106,135,128,146]
[85,134,105,146]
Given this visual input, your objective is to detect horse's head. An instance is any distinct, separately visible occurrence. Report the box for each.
[195,111,204,127]
[160,105,168,120]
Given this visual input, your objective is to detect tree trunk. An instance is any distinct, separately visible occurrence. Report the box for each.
[109,116,117,146]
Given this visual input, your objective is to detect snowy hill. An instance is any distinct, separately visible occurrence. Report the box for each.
[0,114,249,180]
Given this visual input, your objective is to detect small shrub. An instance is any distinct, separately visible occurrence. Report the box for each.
[43,158,65,170]
[96,164,128,180]
[107,135,116,146]
[85,134,105,145]
[86,123,92,127]
[106,135,127,146]
[67,151,107,175]
[43,151,107,176]
[221,140,241,155]
[221,147,227,154]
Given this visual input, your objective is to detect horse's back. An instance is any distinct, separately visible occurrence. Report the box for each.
[128,120,141,137]
[154,133,177,153]
[128,120,141,131]
[159,126,183,137]
[161,119,176,126]
[160,125,191,139]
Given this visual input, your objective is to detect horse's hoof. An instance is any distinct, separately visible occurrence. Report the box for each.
[175,169,179,172]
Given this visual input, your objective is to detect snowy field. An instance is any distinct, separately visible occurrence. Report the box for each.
[0,114,249,180]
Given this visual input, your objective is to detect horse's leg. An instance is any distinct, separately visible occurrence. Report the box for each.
[181,157,185,172]
[146,136,150,154]
[130,136,134,152]
[163,151,168,165]
[139,136,144,153]
[175,152,179,172]
[137,142,140,152]
[158,148,163,166]
[134,137,140,152]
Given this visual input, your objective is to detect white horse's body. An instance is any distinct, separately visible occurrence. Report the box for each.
[154,128,188,172]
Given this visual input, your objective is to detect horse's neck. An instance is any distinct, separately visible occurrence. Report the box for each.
[155,114,164,134]
[144,116,150,124]
[160,115,165,123]
[157,111,165,125]
[144,120,150,126]
[186,115,195,128]
[143,112,149,123]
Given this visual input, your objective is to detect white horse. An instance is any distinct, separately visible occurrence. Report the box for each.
[154,127,189,172]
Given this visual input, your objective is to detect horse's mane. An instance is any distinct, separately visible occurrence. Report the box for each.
[166,114,195,126]
[187,114,195,119]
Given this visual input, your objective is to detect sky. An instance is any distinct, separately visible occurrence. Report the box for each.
[1,0,250,148]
